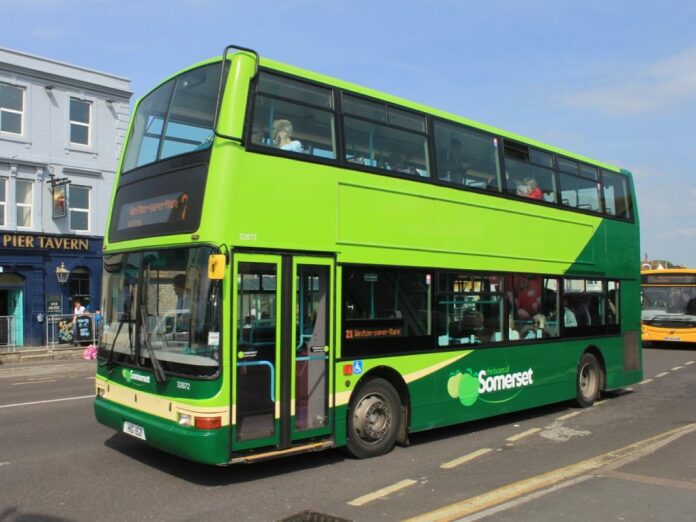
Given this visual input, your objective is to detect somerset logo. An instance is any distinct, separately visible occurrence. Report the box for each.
[447,366,534,406]
[122,369,151,385]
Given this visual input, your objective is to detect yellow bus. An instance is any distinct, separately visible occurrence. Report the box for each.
[641,269,696,345]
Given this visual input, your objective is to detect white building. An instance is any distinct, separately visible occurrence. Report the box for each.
[0,47,132,348]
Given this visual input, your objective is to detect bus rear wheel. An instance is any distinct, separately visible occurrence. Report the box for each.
[346,378,401,459]
[575,353,602,408]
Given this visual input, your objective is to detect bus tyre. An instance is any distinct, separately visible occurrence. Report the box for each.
[346,378,401,459]
[575,353,602,408]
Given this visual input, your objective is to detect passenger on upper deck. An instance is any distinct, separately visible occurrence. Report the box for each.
[273,119,303,152]
[524,178,543,200]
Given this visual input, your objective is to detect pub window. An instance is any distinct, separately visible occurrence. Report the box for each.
[16,179,32,228]
[69,98,91,146]
[0,177,6,226]
[343,266,432,357]
[251,72,336,159]
[434,121,500,191]
[509,275,560,340]
[437,272,503,346]
[69,185,90,231]
[0,83,24,135]
[601,170,632,219]
[69,268,91,309]
[343,94,429,177]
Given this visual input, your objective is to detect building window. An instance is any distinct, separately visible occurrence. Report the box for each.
[16,179,32,227]
[69,269,91,309]
[0,177,6,226]
[0,83,24,135]
[69,185,90,231]
[70,98,91,146]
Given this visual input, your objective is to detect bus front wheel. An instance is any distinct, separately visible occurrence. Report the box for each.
[346,378,401,459]
[575,353,602,408]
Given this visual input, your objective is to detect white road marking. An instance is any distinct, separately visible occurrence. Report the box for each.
[0,462,9,467]
[670,366,684,371]
[540,422,591,442]
[556,411,582,421]
[506,428,541,442]
[655,372,669,378]
[12,379,57,386]
[0,395,93,409]
[405,423,696,522]
[685,361,694,366]
[348,479,418,506]
[441,448,493,469]
[639,379,653,385]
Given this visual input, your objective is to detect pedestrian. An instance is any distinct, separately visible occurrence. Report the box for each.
[72,298,86,345]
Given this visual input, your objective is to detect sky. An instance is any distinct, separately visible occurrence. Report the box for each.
[3,0,696,265]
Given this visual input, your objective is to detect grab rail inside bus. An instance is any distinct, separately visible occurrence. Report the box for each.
[213,44,260,144]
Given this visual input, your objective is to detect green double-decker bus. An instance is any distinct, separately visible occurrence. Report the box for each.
[94,45,642,465]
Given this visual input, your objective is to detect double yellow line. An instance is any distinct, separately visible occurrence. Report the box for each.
[406,422,696,522]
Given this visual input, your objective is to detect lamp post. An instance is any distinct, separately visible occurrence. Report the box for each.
[55,262,70,284]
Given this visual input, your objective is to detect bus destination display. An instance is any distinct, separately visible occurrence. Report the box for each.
[117,192,189,230]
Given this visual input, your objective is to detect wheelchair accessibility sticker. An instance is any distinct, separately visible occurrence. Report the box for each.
[353,360,363,375]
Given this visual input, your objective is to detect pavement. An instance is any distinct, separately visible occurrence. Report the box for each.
[0,344,87,365]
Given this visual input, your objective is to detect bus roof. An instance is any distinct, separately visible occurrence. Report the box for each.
[139,51,623,174]
[641,268,696,275]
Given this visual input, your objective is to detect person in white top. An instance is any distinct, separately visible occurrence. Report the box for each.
[72,298,86,345]
[72,299,86,321]
[273,119,303,152]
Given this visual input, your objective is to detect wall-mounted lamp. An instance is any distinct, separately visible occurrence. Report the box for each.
[44,85,55,93]
[55,262,70,284]
[106,99,115,106]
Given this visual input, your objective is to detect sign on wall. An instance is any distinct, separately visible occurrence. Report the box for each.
[52,184,67,219]
[46,295,63,314]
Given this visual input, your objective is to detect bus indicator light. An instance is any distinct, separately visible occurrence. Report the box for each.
[343,364,353,376]
[194,416,222,430]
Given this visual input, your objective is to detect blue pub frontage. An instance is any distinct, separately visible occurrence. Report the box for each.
[0,231,102,347]
[0,47,132,350]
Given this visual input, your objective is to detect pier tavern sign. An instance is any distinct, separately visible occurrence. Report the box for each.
[3,233,89,251]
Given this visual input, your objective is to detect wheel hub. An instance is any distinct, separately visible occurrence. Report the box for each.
[353,393,392,443]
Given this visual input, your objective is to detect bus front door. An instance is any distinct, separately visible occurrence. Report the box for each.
[232,254,333,453]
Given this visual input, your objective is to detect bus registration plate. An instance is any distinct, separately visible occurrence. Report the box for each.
[123,421,146,440]
[664,336,681,341]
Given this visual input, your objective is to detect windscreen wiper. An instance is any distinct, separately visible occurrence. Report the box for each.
[139,306,168,383]
[99,308,134,371]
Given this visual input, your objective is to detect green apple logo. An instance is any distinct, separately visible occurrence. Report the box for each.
[458,369,479,406]
[447,371,462,398]
[447,369,479,406]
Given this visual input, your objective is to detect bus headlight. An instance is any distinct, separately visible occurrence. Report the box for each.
[178,413,194,427]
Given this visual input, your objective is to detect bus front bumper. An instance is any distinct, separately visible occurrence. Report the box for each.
[94,397,230,465]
